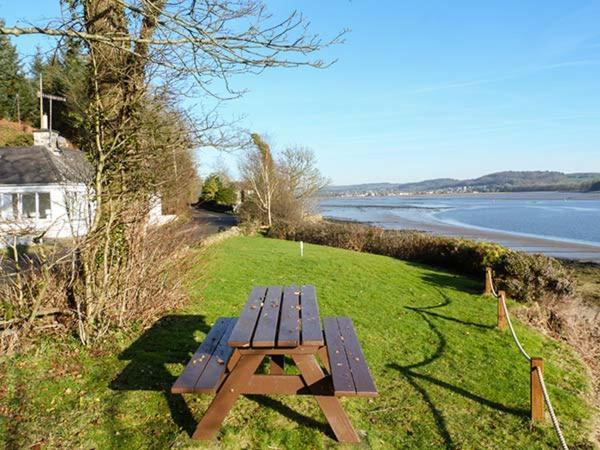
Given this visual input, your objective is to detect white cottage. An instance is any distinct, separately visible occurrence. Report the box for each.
[0,130,176,247]
[0,130,92,246]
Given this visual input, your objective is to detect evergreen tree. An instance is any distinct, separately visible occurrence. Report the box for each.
[0,20,26,120]
[214,185,237,205]
[201,175,223,202]
[24,47,46,125]
[30,47,44,78]
[25,44,89,138]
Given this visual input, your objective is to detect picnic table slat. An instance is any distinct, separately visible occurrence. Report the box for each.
[300,285,324,346]
[194,318,238,392]
[252,286,284,347]
[228,286,267,347]
[336,317,377,396]
[172,317,231,393]
[322,317,355,395]
[277,286,301,347]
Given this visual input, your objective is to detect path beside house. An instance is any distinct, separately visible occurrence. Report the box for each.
[182,207,237,241]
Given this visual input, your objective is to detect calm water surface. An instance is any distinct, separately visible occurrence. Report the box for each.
[320,193,600,246]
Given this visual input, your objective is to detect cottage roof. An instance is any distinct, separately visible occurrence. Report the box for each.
[0,146,92,186]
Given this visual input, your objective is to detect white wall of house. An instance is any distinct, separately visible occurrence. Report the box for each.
[0,184,177,248]
[0,183,91,245]
[148,195,176,226]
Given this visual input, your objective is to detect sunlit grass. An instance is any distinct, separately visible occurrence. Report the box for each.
[1,235,593,449]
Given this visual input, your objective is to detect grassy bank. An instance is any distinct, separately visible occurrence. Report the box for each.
[0,119,33,147]
[1,235,594,448]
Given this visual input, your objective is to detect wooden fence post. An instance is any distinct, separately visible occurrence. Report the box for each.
[530,357,544,421]
[497,291,507,330]
[484,267,493,296]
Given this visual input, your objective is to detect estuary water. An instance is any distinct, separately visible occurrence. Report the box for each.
[319,192,600,261]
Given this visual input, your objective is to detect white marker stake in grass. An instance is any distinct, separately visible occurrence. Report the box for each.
[300,241,304,257]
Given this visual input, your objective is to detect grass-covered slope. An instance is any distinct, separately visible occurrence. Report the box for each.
[0,119,33,146]
[1,235,593,449]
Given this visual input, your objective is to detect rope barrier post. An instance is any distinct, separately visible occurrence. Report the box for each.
[531,357,544,422]
[497,291,507,330]
[498,288,568,449]
[484,267,493,296]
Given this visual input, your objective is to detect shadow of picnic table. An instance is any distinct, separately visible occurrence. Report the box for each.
[386,301,528,449]
[109,314,333,439]
[109,314,211,436]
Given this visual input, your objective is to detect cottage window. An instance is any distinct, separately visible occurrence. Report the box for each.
[0,193,52,220]
[0,194,15,219]
[22,193,37,218]
[38,193,51,219]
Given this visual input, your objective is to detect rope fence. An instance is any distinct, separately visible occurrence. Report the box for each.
[499,291,531,361]
[485,268,569,450]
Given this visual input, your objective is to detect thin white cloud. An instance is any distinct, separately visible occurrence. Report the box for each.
[323,112,600,147]
[410,60,600,94]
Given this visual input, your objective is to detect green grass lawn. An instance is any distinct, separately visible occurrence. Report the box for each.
[1,235,594,449]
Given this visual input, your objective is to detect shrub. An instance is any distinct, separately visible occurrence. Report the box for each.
[267,220,574,303]
[6,132,33,146]
[215,185,237,205]
[497,251,573,303]
[0,220,200,353]
[199,174,237,207]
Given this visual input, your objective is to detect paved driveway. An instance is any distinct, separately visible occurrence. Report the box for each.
[183,207,237,241]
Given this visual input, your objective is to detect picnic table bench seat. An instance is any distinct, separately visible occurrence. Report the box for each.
[172,317,237,394]
[323,317,378,397]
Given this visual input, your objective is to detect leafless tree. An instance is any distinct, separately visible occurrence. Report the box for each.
[239,133,277,226]
[1,1,344,343]
[239,135,329,225]
[278,146,329,218]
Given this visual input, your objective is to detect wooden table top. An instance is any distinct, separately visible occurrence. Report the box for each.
[228,285,324,348]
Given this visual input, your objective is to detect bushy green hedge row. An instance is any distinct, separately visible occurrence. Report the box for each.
[267,221,574,303]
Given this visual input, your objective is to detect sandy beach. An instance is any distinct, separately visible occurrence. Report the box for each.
[380,213,600,262]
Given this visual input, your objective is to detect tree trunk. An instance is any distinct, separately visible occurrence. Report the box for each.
[75,0,164,342]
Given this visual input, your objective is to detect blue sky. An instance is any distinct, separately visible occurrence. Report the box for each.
[2,1,600,184]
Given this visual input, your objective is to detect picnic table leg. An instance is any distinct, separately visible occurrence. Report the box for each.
[192,354,263,440]
[269,355,285,375]
[317,346,330,373]
[292,354,360,443]
[226,349,241,372]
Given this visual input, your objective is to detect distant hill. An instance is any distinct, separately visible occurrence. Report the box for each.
[324,171,600,196]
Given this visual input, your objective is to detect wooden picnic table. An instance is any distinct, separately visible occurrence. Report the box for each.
[172,285,377,443]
